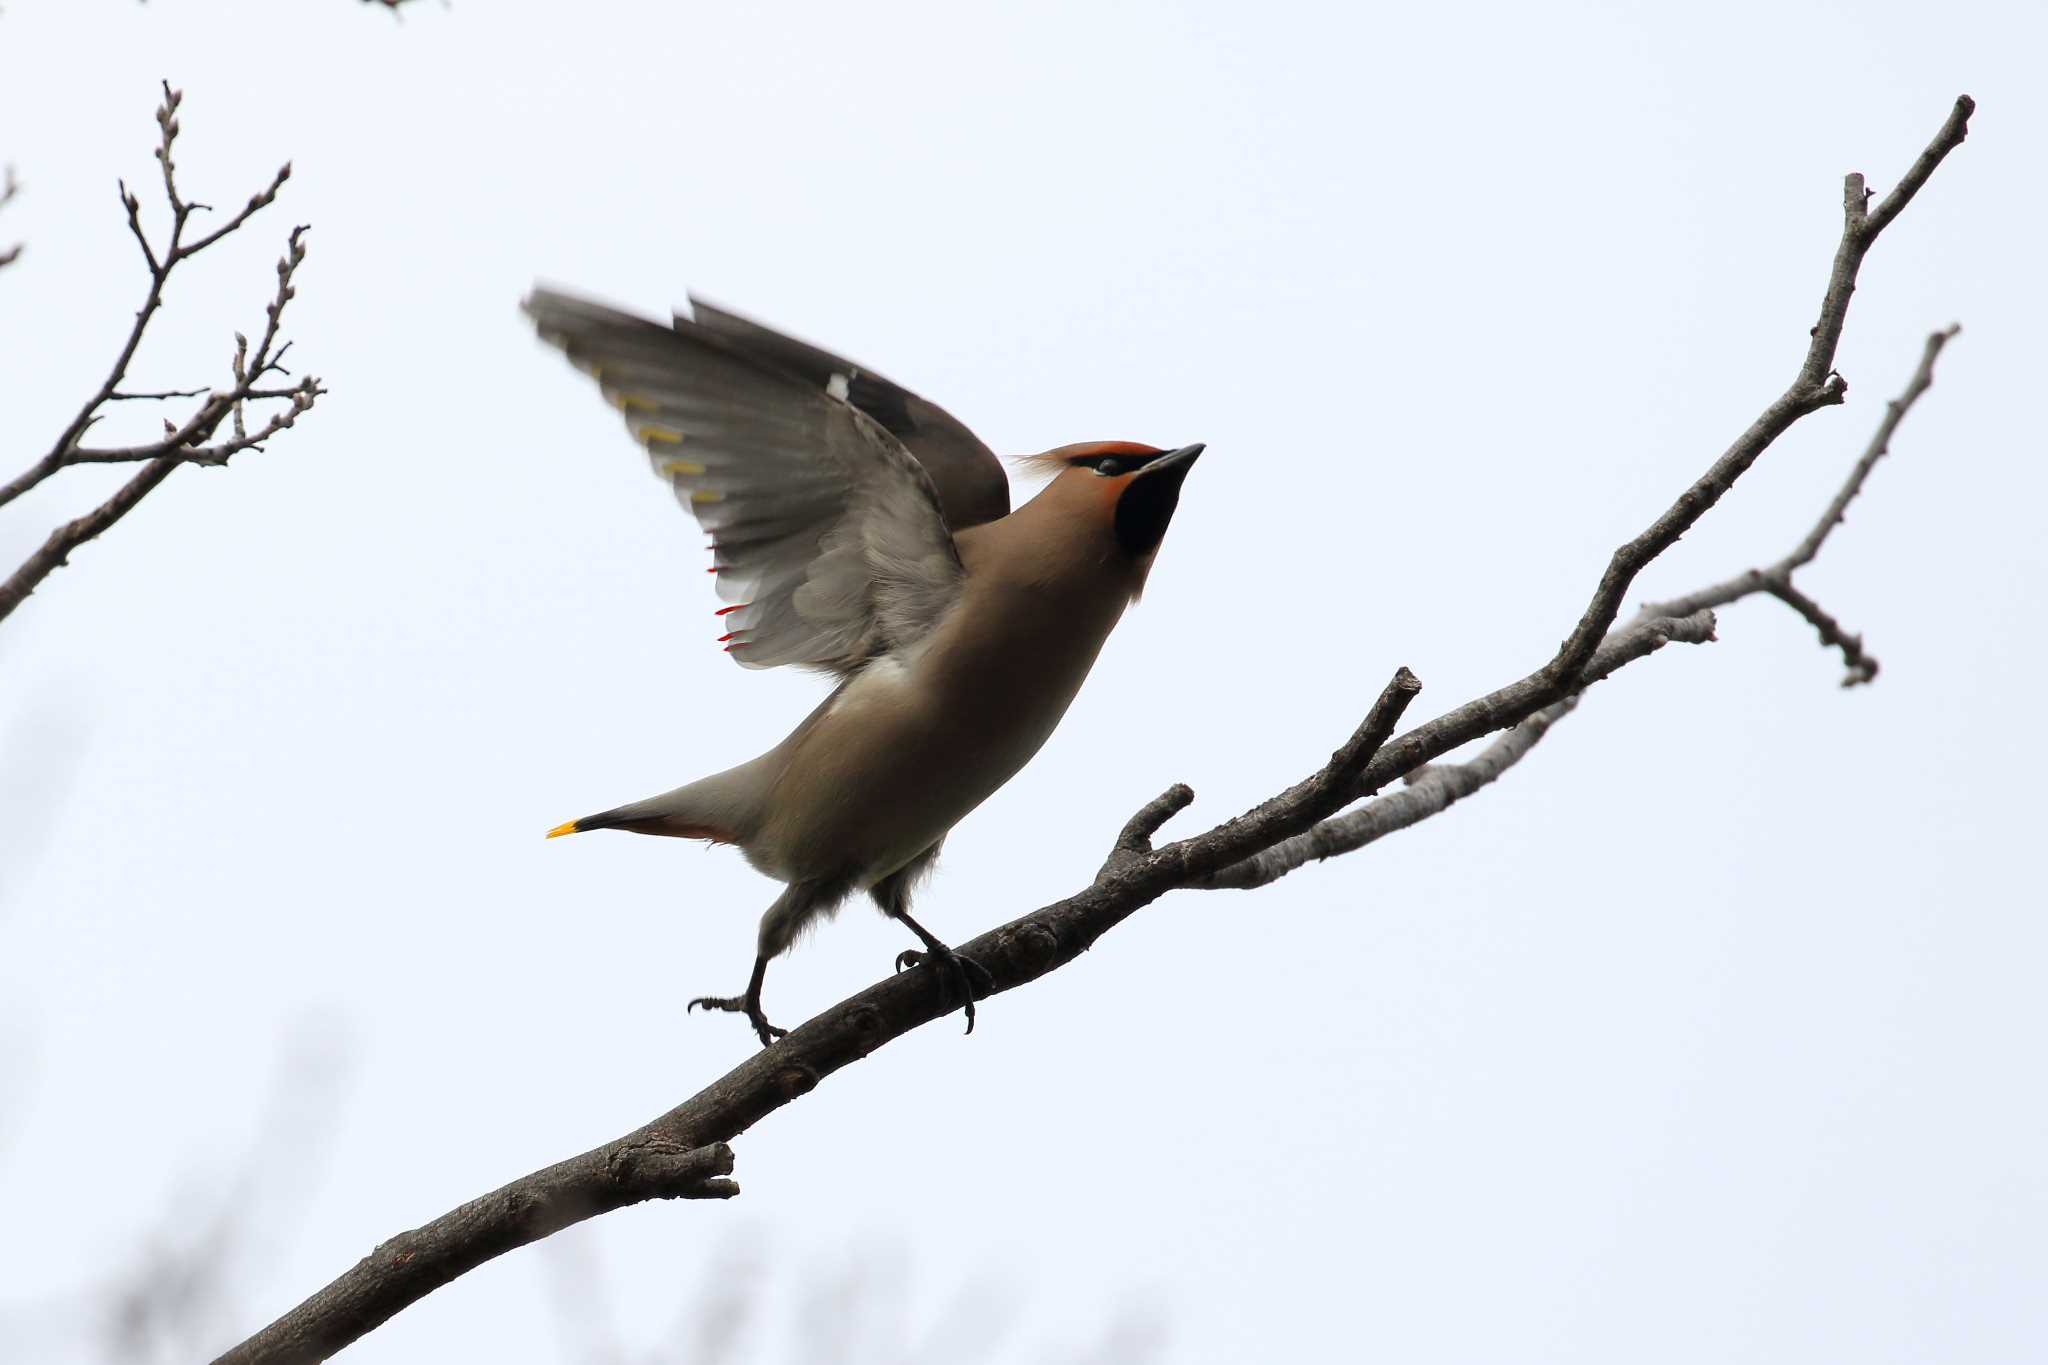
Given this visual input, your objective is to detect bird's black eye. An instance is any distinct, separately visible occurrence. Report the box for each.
[1087,455,1136,477]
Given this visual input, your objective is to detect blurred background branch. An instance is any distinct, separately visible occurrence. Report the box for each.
[0,1025,354,1365]
[540,1229,1164,1365]
[0,165,20,271]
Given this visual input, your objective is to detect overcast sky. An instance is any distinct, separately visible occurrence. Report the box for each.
[2,2,2043,1361]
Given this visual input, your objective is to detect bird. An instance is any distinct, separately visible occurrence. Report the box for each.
[526,288,1202,1047]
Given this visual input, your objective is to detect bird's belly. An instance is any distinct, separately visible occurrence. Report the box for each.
[749,652,1081,887]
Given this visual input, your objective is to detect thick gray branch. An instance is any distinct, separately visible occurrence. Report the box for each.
[212,1141,736,1365]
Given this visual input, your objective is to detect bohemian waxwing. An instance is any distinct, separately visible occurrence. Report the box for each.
[526,289,1202,1047]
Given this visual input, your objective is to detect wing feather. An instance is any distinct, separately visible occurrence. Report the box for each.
[684,296,1011,531]
[525,288,969,674]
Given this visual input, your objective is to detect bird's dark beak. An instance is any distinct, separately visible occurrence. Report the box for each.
[1134,443,1204,484]
[1115,444,1203,555]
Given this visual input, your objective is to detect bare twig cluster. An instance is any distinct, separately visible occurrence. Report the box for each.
[214,96,1973,1365]
[0,82,323,627]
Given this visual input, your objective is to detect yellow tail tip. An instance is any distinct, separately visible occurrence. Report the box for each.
[545,820,579,839]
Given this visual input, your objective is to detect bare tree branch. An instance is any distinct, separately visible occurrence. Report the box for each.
[1540,96,1972,692]
[215,1143,739,1365]
[213,96,1974,1365]
[1203,320,1960,889]
[0,82,324,626]
[1763,579,1878,685]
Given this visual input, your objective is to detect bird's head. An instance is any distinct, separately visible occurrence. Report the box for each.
[1020,440,1205,558]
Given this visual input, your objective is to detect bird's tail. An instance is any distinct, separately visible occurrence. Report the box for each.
[543,758,778,845]
[546,808,735,842]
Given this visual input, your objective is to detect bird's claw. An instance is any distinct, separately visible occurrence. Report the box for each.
[893,943,993,1034]
[687,993,788,1049]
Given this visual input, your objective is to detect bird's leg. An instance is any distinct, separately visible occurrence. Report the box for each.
[891,910,994,1034]
[687,953,786,1048]
[869,854,988,1034]
[689,878,844,1049]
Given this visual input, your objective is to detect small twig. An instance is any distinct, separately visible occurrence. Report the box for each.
[1764,579,1879,686]
[231,334,250,444]
[180,163,292,258]
[153,82,186,219]
[109,386,213,402]
[1105,783,1196,863]
[118,178,161,275]
[1784,324,1958,573]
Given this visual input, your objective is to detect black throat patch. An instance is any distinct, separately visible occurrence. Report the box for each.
[1114,474,1183,556]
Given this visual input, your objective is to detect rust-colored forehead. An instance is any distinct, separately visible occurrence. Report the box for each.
[1054,440,1162,460]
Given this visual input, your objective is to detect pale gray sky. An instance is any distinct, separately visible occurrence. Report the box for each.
[2,2,2043,1361]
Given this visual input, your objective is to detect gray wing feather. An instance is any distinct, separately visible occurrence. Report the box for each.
[525,288,965,675]
[685,296,1011,531]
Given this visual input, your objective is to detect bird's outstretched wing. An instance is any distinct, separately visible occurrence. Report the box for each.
[684,296,1010,531]
[526,288,969,674]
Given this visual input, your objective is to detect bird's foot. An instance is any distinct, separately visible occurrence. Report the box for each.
[687,993,788,1049]
[893,941,994,1034]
